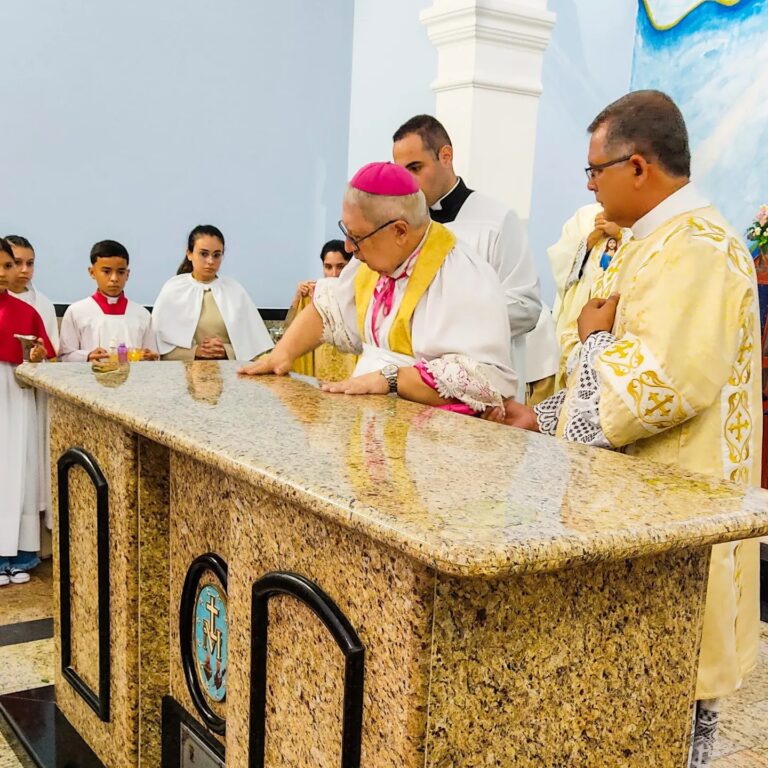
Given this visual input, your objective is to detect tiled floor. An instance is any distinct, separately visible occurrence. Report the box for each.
[0,560,765,765]
[713,625,768,766]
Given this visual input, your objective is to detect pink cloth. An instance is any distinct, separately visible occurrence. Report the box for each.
[349,162,419,196]
[369,249,419,346]
[414,359,477,416]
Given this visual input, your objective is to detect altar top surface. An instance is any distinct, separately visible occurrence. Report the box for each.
[18,360,768,577]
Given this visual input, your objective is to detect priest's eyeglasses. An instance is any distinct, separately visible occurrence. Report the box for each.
[584,154,633,181]
[338,219,398,253]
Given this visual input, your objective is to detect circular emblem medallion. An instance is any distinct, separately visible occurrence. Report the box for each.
[193,582,228,703]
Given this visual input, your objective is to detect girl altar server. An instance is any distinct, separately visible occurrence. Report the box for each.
[151,225,273,361]
[7,235,59,351]
[0,238,55,585]
[7,235,59,533]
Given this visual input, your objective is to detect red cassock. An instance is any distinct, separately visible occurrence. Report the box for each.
[0,291,55,364]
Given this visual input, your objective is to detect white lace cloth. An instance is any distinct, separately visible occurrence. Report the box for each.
[425,355,505,412]
[312,279,362,355]
[533,331,615,446]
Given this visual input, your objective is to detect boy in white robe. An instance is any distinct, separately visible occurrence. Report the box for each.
[240,162,517,412]
[392,114,552,402]
[0,238,54,585]
[59,240,157,362]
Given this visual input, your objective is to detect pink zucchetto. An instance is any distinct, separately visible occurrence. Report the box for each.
[349,162,419,196]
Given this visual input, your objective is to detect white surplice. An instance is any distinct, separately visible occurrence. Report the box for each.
[12,284,59,352]
[11,284,58,526]
[313,231,518,410]
[431,182,550,396]
[0,364,39,555]
[151,274,273,361]
[59,296,156,362]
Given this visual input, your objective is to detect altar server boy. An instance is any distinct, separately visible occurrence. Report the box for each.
[59,240,157,362]
[0,238,55,584]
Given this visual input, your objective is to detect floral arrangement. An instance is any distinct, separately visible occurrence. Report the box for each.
[747,204,768,257]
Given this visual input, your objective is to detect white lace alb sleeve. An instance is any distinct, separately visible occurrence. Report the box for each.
[424,354,505,412]
[562,331,615,448]
[532,389,566,436]
[311,279,362,355]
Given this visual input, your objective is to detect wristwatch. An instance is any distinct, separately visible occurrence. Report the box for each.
[381,364,399,394]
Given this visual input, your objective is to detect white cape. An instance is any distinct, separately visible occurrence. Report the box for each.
[151,274,273,361]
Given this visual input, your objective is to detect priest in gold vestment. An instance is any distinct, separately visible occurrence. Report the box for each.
[490,91,761,768]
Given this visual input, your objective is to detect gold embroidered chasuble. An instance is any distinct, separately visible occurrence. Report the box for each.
[558,204,761,699]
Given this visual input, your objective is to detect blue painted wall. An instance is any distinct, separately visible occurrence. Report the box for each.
[0,0,354,307]
[631,0,768,244]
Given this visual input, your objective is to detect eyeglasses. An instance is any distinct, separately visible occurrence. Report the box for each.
[584,154,634,181]
[338,219,398,253]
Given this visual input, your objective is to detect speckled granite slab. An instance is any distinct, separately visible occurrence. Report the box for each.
[19,361,768,577]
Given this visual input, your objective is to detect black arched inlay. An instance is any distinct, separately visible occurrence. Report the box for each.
[57,447,111,722]
[248,572,365,768]
[179,552,228,735]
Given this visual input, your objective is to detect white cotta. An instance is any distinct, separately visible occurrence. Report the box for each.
[151,274,273,361]
[312,235,518,408]
[58,297,156,362]
[13,284,57,526]
[12,283,59,352]
[0,364,40,555]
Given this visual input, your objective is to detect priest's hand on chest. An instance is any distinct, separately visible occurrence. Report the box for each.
[577,294,620,343]
[321,371,389,396]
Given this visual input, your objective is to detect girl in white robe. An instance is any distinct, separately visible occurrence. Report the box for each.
[0,238,54,585]
[7,236,59,531]
[151,225,273,362]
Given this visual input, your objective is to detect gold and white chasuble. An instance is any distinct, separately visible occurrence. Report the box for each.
[549,185,761,700]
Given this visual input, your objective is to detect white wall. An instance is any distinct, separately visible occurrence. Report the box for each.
[347,0,437,175]
[528,0,637,302]
[0,0,354,307]
[346,0,638,304]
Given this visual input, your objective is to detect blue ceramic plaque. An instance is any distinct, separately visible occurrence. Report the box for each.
[193,583,228,703]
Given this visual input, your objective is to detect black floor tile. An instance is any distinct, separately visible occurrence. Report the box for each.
[0,619,54,648]
[0,686,104,768]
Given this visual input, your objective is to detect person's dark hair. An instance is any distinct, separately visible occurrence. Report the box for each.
[587,90,690,178]
[393,114,452,156]
[90,239,129,265]
[5,235,34,251]
[177,225,225,275]
[319,239,349,263]
[0,237,14,260]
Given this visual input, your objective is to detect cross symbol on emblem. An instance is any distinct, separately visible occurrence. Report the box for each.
[203,593,223,660]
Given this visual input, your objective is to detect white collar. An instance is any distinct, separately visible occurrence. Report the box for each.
[430,177,461,212]
[631,183,710,240]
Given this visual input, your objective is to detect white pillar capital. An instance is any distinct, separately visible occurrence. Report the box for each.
[421,0,555,218]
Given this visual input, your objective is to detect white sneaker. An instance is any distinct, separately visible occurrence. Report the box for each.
[0,573,9,586]
[8,569,30,585]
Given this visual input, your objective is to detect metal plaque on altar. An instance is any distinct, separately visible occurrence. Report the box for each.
[180,722,225,768]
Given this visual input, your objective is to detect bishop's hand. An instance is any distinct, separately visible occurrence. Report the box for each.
[321,371,389,396]
[239,348,294,376]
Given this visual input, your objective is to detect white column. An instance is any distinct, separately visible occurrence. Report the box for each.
[420,0,555,219]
